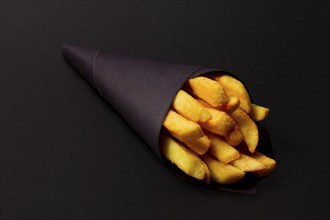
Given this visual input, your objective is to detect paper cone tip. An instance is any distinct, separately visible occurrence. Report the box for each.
[62,43,99,88]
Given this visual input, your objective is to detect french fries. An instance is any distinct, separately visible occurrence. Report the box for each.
[223,96,240,113]
[230,109,259,153]
[163,109,204,140]
[250,151,276,177]
[160,73,276,186]
[249,103,270,122]
[160,133,206,180]
[201,160,211,184]
[212,74,252,113]
[199,107,236,136]
[184,135,211,155]
[202,154,245,184]
[185,76,228,107]
[172,90,211,122]
[198,96,239,113]
[225,126,244,146]
[230,153,266,172]
[206,132,240,164]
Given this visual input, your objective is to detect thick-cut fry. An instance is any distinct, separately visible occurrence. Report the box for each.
[205,132,240,163]
[230,153,266,172]
[230,108,259,153]
[250,151,276,177]
[199,107,236,136]
[201,160,211,184]
[163,109,204,141]
[184,135,211,155]
[198,96,239,113]
[249,103,270,122]
[172,90,211,123]
[197,99,213,108]
[160,133,206,180]
[225,126,244,146]
[212,74,252,113]
[223,96,240,113]
[185,76,228,107]
[202,155,245,184]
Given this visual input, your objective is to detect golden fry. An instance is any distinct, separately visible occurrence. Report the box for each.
[249,103,270,122]
[230,109,259,153]
[201,160,211,184]
[230,153,266,172]
[184,135,211,155]
[197,99,213,108]
[198,96,239,113]
[212,74,252,113]
[224,96,240,113]
[250,151,276,177]
[163,109,204,141]
[160,133,205,180]
[202,154,245,184]
[185,76,228,107]
[172,90,211,123]
[199,108,236,136]
[225,126,244,146]
[205,132,240,163]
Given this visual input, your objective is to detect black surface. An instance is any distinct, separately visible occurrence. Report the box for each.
[1,1,329,220]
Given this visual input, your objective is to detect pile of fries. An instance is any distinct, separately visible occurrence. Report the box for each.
[161,74,276,184]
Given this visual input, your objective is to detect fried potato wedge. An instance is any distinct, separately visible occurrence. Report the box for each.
[184,135,212,155]
[202,155,245,184]
[160,133,206,180]
[212,74,252,113]
[205,132,240,163]
[163,109,204,141]
[199,107,236,136]
[230,153,266,172]
[250,151,276,177]
[185,76,228,107]
[230,108,259,153]
[172,90,211,123]
[249,103,270,122]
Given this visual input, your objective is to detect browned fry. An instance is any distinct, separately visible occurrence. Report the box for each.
[184,135,212,155]
[212,74,252,113]
[197,96,239,113]
[202,154,245,184]
[225,126,244,146]
[250,152,276,177]
[201,159,211,184]
[230,153,266,172]
[205,131,240,164]
[230,108,259,153]
[224,96,240,113]
[172,90,211,123]
[249,103,270,121]
[163,109,204,141]
[199,107,236,136]
[185,76,228,107]
[160,133,206,180]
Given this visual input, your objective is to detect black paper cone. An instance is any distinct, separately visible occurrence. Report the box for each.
[62,44,274,194]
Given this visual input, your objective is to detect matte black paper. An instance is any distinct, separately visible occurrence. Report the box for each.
[62,44,274,194]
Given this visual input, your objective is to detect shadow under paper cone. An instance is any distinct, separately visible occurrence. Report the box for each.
[62,44,274,194]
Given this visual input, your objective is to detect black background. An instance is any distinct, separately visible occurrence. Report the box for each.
[1,1,329,220]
